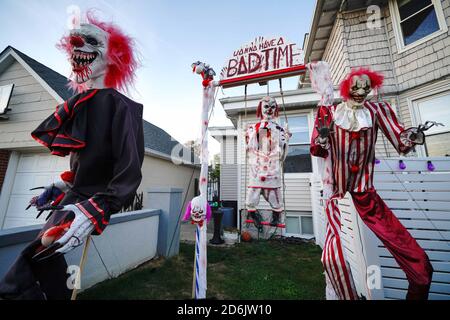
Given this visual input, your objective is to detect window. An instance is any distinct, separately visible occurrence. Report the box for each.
[281,115,312,173]
[0,84,14,119]
[414,92,450,156]
[285,215,314,238]
[391,0,447,50]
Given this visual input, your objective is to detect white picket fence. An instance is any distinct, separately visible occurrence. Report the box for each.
[311,157,450,300]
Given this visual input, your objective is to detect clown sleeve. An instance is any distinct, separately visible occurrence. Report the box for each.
[375,102,414,155]
[279,127,289,162]
[75,100,145,235]
[246,125,256,152]
[310,106,331,158]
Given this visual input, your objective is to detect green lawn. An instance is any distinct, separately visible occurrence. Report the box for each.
[80,240,325,300]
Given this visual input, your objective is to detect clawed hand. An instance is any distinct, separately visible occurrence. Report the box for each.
[405,121,444,145]
[32,204,94,261]
[417,121,444,133]
[54,204,94,254]
[316,114,334,140]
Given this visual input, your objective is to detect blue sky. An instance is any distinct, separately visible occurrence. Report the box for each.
[0,0,315,155]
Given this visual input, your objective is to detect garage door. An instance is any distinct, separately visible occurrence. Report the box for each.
[2,152,69,229]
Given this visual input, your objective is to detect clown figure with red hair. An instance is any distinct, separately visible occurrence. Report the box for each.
[0,12,144,300]
[309,62,434,300]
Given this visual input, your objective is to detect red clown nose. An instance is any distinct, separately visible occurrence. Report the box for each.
[69,36,85,48]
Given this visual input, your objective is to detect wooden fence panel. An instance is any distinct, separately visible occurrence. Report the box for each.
[368,157,450,300]
[312,157,450,300]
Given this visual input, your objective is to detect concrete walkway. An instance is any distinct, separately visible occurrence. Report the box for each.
[180,220,214,242]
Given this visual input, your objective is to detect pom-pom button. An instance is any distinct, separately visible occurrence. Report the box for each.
[350,165,359,173]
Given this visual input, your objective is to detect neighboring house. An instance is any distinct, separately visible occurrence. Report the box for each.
[0,46,199,230]
[210,126,238,213]
[215,0,450,238]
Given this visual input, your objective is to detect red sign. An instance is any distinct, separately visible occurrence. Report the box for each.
[220,36,305,88]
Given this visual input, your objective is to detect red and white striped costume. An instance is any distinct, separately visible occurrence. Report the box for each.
[311,101,433,300]
[312,101,413,198]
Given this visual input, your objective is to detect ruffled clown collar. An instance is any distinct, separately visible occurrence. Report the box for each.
[333,101,373,132]
[31,89,99,156]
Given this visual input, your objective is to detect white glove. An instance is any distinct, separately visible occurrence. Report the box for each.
[55,204,94,254]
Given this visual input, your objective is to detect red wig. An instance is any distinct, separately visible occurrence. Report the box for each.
[339,68,384,100]
[58,11,138,92]
[256,100,279,119]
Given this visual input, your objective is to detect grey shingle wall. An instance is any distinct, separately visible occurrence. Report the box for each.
[387,0,450,94]
[341,9,398,94]
[322,2,450,95]
[323,16,350,85]
[320,2,450,157]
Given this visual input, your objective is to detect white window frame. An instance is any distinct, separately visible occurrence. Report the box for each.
[407,81,450,157]
[281,110,314,178]
[389,0,448,53]
[0,84,14,115]
[283,213,314,239]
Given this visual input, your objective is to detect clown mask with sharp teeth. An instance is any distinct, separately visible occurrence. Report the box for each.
[58,13,137,93]
[68,23,108,88]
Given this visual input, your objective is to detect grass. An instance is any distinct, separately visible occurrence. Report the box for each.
[80,240,325,300]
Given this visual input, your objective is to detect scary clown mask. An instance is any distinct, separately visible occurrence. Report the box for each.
[58,13,137,93]
[183,196,212,227]
[334,68,385,131]
[67,23,109,87]
[256,96,279,121]
[340,68,384,105]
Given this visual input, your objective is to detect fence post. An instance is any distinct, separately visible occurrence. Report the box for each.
[147,187,183,258]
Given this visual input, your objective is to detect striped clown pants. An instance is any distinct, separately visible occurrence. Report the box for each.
[322,199,358,300]
[322,190,433,300]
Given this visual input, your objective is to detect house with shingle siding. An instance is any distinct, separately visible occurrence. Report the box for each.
[213,0,450,238]
[304,0,450,157]
[0,46,199,230]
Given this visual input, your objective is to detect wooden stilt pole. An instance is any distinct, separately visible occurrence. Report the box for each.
[71,235,91,300]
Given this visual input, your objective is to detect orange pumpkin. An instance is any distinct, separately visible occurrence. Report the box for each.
[241,231,252,242]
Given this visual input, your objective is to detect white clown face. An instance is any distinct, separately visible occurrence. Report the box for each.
[349,75,371,104]
[68,23,108,85]
[190,197,206,223]
[259,96,278,120]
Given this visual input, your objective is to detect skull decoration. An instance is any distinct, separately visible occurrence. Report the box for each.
[183,196,212,227]
[58,12,137,93]
[339,68,384,105]
[256,96,279,120]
